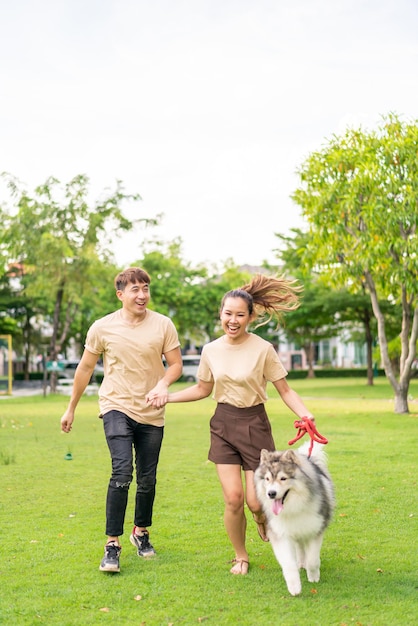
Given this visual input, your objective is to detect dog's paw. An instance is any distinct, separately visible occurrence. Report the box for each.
[285,575,302,596]
[287,582,302,596]
[307,569,320,583]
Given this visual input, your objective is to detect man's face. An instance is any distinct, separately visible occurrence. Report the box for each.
[116,280,150,318]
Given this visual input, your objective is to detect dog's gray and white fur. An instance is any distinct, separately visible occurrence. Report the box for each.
[254,442,335,596]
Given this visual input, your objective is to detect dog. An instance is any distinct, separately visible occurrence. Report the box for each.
[254,442,335,596]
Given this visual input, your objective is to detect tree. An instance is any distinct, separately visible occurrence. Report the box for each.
[134,238,210,346]
[0,174,152,387]
[135,240,253,347]
[0,266,43,376]
[292,113,418,413]
[270,230,349,378]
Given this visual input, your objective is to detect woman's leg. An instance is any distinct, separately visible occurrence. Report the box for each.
[244,469,269,542]
[216,464,249,574]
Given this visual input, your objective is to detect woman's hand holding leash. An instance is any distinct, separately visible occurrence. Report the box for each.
[288,416,328,458]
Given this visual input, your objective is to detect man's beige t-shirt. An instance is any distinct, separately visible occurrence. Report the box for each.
[197,333,287,408]
[85,308,180,426]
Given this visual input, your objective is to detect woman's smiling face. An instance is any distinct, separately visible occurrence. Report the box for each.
[220,296,252,343]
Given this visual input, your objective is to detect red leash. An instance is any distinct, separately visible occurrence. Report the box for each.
[288,417,328,458]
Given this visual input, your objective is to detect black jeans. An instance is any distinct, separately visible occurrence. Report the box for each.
[102,410,164,537]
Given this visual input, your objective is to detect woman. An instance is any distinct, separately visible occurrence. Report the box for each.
[146,274,315,575]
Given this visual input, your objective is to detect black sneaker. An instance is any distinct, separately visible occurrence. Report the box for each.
[99,542,121,572]
[130,528,156,558]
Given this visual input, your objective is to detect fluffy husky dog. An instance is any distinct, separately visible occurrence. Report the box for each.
[254,442,335,596]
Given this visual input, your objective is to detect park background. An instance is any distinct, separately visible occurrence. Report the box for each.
[0,2,417,623]
[1,0,418,268]
[0,381,417,625]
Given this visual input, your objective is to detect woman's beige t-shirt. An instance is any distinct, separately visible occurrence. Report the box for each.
[197,333,287,408]
[85,308,180,426]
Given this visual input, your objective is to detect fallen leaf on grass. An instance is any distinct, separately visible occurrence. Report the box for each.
[99,607,110,612]
[357,554,366,560]
[198,618,209,623]
[134,595,142,601]
[310,588,318,594]
[376,568,383,573]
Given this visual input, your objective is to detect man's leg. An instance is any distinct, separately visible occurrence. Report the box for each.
[130,423,164,557]
[100,411,135,571]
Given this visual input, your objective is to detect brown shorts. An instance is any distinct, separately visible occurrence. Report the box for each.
[208,403,276,471]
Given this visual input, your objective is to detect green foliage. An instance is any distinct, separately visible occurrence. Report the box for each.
[286,368,386,379]
[135,241,253,346]
[292,114,418,299]
[373,335,418,375]
[0,314,17,334]
[13,372,45,381]
[73,260,120,351]
[272,229,351,375]
[134,238,210,344]
[0,174,147,364]
[0,382,416,625]
[291,113,418,411]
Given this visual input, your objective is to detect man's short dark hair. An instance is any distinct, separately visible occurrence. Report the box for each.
[114,267,151,291]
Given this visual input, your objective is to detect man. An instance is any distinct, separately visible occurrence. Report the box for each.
[60,267,182,573]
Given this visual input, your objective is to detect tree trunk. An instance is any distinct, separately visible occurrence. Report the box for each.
[23,310,31,380]
[48,282,65,393]
[394,387,409,414]
[305,341,316,378]
[363,308,374,386]
[363,271,417,414]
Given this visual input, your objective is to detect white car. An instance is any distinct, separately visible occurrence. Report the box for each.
[55,378,98,396]
[60,360,104,380]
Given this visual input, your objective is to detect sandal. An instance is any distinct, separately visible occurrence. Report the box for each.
[252,513,269,542]
[229,558,249,575]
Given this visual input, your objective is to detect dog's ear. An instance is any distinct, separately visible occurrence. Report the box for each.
[260,449,270,463]
[282,449,301,465]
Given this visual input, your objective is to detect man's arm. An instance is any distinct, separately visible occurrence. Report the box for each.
[60,350,99,433]
[145,347,182,408]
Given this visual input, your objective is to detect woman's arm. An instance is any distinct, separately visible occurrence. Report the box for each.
[168,379,214,403]
[147,378,213,407]
[272,377,314,419]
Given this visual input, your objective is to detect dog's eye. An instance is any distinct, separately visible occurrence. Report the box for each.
[265,475,270,482]
[280,476,287,481]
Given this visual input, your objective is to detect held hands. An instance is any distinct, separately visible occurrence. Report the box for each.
[146,380,169,409]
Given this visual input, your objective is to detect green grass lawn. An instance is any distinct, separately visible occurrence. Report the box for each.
[0,378,417,625]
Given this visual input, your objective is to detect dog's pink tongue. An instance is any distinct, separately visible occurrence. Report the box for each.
[272,499,283,515]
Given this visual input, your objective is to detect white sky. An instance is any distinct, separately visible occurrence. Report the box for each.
[1,0,418,269]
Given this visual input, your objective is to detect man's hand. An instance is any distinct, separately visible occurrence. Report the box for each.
[61,409,75,433]
[145,380,169,409]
